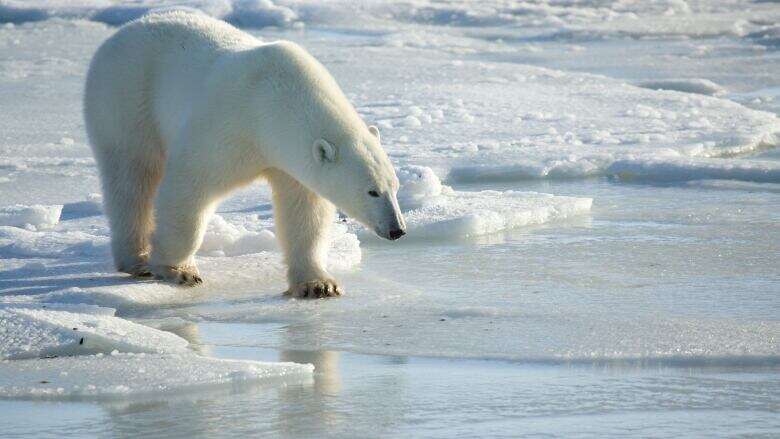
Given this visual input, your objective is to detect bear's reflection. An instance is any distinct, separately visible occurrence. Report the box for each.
[276,321,345,436]
[99,319,406,437]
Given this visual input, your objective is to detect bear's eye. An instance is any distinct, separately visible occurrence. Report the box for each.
[368,190,380,198]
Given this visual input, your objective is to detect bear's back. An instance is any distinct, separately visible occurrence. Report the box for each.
[128,10,259,54]
[87,11,264,145]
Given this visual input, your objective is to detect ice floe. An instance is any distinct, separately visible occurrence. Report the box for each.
[0,353,312,399]
[607,157,780,183]
[0,304,188,360]
[368,165,592,240]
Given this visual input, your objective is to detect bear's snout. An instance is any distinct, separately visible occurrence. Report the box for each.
[374,208,406,241]
[388,228,406,240]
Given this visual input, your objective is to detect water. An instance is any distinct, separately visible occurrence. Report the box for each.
[164,179,779,363]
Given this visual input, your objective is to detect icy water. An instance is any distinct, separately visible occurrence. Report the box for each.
[1,1,780,437]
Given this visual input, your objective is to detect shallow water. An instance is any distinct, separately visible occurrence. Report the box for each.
[168,178,779,362]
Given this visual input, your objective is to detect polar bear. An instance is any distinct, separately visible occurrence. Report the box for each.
[84,11,406,298]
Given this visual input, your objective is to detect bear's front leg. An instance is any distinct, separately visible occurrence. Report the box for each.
[148,161,214,287]
[267,170,342,299]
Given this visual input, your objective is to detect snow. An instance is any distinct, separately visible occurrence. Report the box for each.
[382,66,780,183]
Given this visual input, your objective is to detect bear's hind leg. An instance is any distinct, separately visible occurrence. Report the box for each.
[267,169,341,299]
[99,151,163,277]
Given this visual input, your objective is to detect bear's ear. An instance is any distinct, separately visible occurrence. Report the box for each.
[313,138,337,164]
[368,125,380,141]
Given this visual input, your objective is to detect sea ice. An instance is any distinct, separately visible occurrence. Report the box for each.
[0,304,188,360]
[0,0,778,415]
[0,353,313,399]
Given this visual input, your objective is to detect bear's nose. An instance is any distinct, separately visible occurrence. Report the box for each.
[388,229,406,240]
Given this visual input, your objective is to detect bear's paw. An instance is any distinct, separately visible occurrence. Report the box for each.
[286,280,342,299]
[151,264,203,287]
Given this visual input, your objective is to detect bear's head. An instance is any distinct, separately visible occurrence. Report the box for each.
[247,41,406,240]
[309,125,406,241]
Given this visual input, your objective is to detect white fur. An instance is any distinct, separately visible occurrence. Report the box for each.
[84,11,405,296]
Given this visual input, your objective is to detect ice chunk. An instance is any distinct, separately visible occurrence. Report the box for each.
[60,193,102,220]
[748,25,780,49]
[636,78,727,96]
[223,0,298,28]
[399,190,592,240]
[0,227,108,258]
[396,165,445,210]
[198,214,360,270]
[685,180,780,193]
[0,353,313,399]
[0,304,189,360]
[607,157,780,183]
[374,166,593,240]
[327,223,362,271]
[0,204,62,230]
[199,214,278,257]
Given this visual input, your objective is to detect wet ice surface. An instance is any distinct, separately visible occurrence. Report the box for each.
[1,1,780,437]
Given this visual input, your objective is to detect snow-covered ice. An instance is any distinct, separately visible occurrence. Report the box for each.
[0,0,779,436]
[0,303,189,360]
[0,353,312,399]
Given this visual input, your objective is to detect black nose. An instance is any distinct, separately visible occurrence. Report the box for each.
[388,229,406,240]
